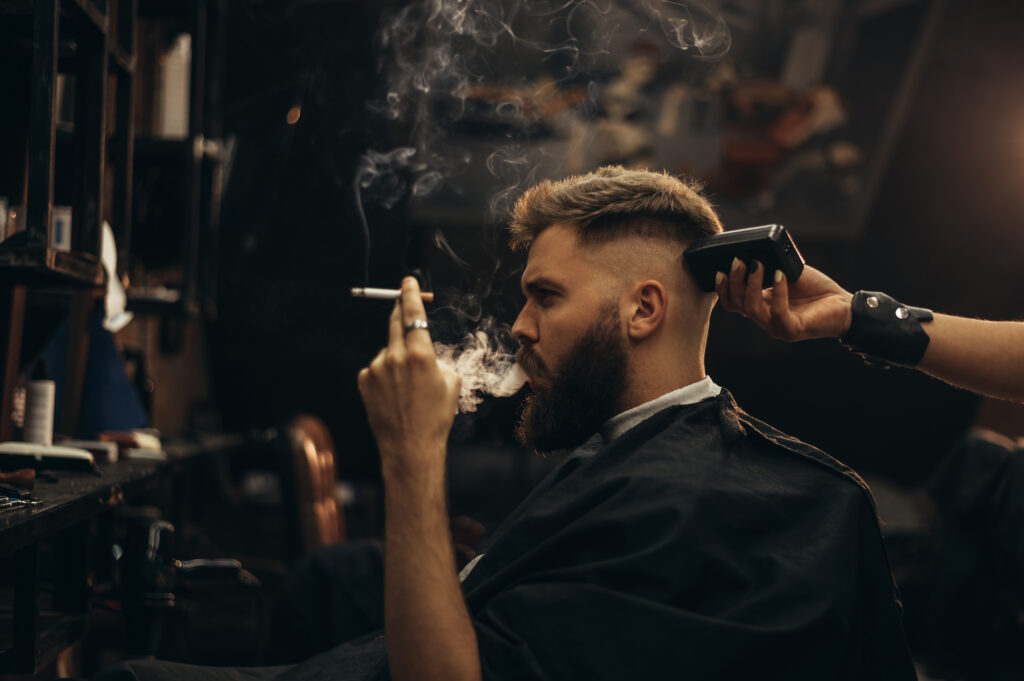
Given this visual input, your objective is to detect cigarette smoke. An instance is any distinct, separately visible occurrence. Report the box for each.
[355,0,733,255]
[427,286,529,413]
[435,330,528,413]
[485,143,560,223]
[355,0,731,411]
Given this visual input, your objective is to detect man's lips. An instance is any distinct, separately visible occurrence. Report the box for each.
[516,364,538,390]
[520,368,547,392]
[516,347,550,391]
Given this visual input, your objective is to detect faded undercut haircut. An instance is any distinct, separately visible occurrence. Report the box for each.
[508,166,724,251]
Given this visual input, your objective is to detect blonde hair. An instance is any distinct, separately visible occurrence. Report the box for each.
[508,166,723,250]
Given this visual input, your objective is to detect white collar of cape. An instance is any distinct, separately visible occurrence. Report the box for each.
[598,375,722,443]
[457,376,722,584]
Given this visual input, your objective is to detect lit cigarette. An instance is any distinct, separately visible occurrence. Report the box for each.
[351,287,435,303]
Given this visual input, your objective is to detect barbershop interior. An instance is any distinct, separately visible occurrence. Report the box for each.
[1,0,1023,679]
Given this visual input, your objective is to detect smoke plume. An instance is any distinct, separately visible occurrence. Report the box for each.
[435,331,528,413]
[355,0,733,241]
[356,0,731,409]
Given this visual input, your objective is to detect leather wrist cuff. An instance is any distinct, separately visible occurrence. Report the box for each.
[840,291,933,367]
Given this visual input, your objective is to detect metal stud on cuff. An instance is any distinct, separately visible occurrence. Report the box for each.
[840,291,933,367]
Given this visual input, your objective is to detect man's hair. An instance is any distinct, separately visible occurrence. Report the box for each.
[508,166,723,250]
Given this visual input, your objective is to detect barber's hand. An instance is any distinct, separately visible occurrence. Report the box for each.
[357,277,461,480]
[715,261,854,342]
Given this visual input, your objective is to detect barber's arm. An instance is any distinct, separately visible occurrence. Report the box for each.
[715,260,1024,403]
[357,277,480,681]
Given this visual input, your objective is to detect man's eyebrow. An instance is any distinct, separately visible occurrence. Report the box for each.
[521,276,564,295]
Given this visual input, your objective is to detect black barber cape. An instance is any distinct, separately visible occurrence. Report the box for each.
[115,391,917,681]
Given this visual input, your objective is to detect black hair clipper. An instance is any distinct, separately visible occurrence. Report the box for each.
[683,224,805,293]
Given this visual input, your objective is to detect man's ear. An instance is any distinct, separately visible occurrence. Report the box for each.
[627,280,667,341]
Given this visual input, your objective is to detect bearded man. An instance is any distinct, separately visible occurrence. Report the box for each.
[97,167,916,681]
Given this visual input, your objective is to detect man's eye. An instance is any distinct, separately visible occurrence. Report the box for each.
[538,290,557,305]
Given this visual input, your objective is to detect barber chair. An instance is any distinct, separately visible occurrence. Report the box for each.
[184,413,346,576]
[279,414,345,557]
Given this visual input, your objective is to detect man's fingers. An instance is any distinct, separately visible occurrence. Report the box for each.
[400,277,433,353]
[387,299,406,355]
[359,351,386,395]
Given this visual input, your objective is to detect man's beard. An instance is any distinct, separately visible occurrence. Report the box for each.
[514,304,629,453]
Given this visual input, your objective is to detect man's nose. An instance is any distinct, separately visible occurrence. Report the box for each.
[511,307,537,345]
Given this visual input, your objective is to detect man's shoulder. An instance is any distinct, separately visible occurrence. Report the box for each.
[729,397,873,495]
[622,390,873,502]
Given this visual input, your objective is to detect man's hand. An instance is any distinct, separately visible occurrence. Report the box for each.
[357,277,461,481]
[358,278,480,681]
[715,260,854,342]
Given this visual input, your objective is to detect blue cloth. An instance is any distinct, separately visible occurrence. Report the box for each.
[40,310,148,439]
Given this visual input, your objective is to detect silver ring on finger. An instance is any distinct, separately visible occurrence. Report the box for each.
[404,319,430,335]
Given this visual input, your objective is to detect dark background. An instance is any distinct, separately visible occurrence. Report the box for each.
[200,0,1024,509]
[208,0,1023,493]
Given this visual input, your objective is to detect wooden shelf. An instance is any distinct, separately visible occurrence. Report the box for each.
[135,136,224,163]
[0,1,113,45]
[108,42,134,74]
[0,248,104,287]
[66,0,107,34]
[126,285,188,315]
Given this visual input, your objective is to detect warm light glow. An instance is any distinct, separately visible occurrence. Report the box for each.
[286,106,301,125]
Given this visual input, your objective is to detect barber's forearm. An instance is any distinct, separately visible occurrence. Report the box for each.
[919,314,1024,403]
[383,457,482,681]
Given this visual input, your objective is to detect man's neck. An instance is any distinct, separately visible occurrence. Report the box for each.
[619,359,706,413]
[602,376,721,442]
[620,317,710,412]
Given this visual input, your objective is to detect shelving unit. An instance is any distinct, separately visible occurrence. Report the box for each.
[0,0,137,440]
[0,0,133,674]
[126,0,225,318]
[0,1,223,673]
[0,0,225,667]
[0,0,130,287]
